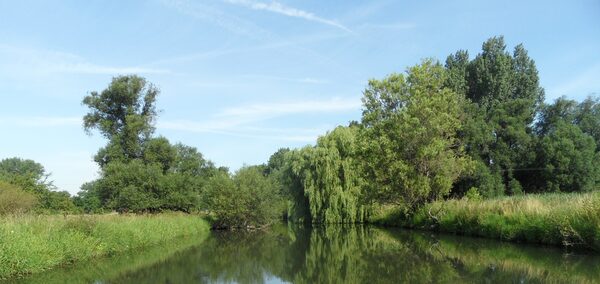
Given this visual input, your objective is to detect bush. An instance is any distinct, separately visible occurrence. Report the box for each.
[203,166,283,229]
[0,181,38,215]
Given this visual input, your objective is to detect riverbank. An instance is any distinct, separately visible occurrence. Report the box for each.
[371,191,600,251]
[0,213,210,280]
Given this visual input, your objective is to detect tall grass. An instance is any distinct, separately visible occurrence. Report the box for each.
[371,192,600,251]
[0,213,209,280]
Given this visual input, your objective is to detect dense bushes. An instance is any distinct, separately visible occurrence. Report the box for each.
[204,166,284,229]
[0,181,37,215]
[0,158,76,213]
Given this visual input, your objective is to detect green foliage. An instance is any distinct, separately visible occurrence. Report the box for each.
[286,126,367,223]
[359,59,470,211]
[203,166,283,228]
[536,121,597,192]
[0,157,52,194]
[83,75,159,167]
[382,192,600,251]
[0,181,38,215]
[446,36,545,195]
[96,160,165,212]
[0,158,77,213]
[79,76,218,213]
[73,182,104,214]
[0,214,209,279]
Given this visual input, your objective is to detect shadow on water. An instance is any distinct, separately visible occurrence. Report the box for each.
[7,225,600,283]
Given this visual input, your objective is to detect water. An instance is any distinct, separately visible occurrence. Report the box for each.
[8,225,600,283]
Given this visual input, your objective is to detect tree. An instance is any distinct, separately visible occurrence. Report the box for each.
[525,96,600,192]
[0,157,52,194]
[535,121,597,192]
[359,59,470,212]
[83,75,159,167]
[143,136,177,173]
[446,36,545,195]
[574,96,600,150]
[285,126,367,223]
[95,160,164,212]
[0,157,77,212]
[203,166,283,228]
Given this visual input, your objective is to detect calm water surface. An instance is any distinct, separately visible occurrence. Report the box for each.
[8,225,600,284]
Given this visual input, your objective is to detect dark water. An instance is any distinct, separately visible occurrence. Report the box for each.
[8,225,600,284]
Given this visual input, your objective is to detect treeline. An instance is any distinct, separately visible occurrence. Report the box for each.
[1,36,598,228]
[276,36,600,223]
[0,158,77,214]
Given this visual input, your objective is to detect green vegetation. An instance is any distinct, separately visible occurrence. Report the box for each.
[284,126,367,223]
[0,213,209,280]
[372,191,600,250]
[0,181,37,215]
[1,35,599,274]
[203,166,285,229]
[0,158,76,213]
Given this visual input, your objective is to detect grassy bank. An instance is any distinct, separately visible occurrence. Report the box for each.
[371,192,600,251]
[0,213,210,280]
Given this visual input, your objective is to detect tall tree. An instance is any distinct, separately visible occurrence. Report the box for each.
[83,75,159,167]
[359,59,470,212]
[446,36,545,195]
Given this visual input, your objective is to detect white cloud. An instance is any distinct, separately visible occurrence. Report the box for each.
[224,0,352,32]
[0,44,168,75]
[158,97,361,141]
[160,0,270,38]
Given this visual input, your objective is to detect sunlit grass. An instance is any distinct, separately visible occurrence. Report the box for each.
[372,192,600,251]
[0,213,210,280]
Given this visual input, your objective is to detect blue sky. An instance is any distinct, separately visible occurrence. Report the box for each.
[0,0,599,194]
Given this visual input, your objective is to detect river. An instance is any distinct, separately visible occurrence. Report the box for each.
[7,225,600,283]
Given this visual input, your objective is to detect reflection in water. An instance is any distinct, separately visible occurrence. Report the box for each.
[7,225,600,283]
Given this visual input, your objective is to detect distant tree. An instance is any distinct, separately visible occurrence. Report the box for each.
[264,148,290,176]
[82,75,159,167]
[0,157,52,194]
[574,96,600,150]
[0,158,77,212]
[73,181,103,213]
[358,59,470,212]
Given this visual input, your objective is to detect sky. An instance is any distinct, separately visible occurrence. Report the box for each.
[0,0,599,194]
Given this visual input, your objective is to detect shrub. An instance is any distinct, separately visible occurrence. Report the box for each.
[0,181,38,215]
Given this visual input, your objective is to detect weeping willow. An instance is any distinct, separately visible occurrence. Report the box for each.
[285,126,368,223]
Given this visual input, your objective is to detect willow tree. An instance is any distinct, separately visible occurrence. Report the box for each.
[285,126,367,223]
[359,59,470,212]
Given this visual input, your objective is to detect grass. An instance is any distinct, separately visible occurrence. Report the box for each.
[0,213,210,280]
[371,191,600,251]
